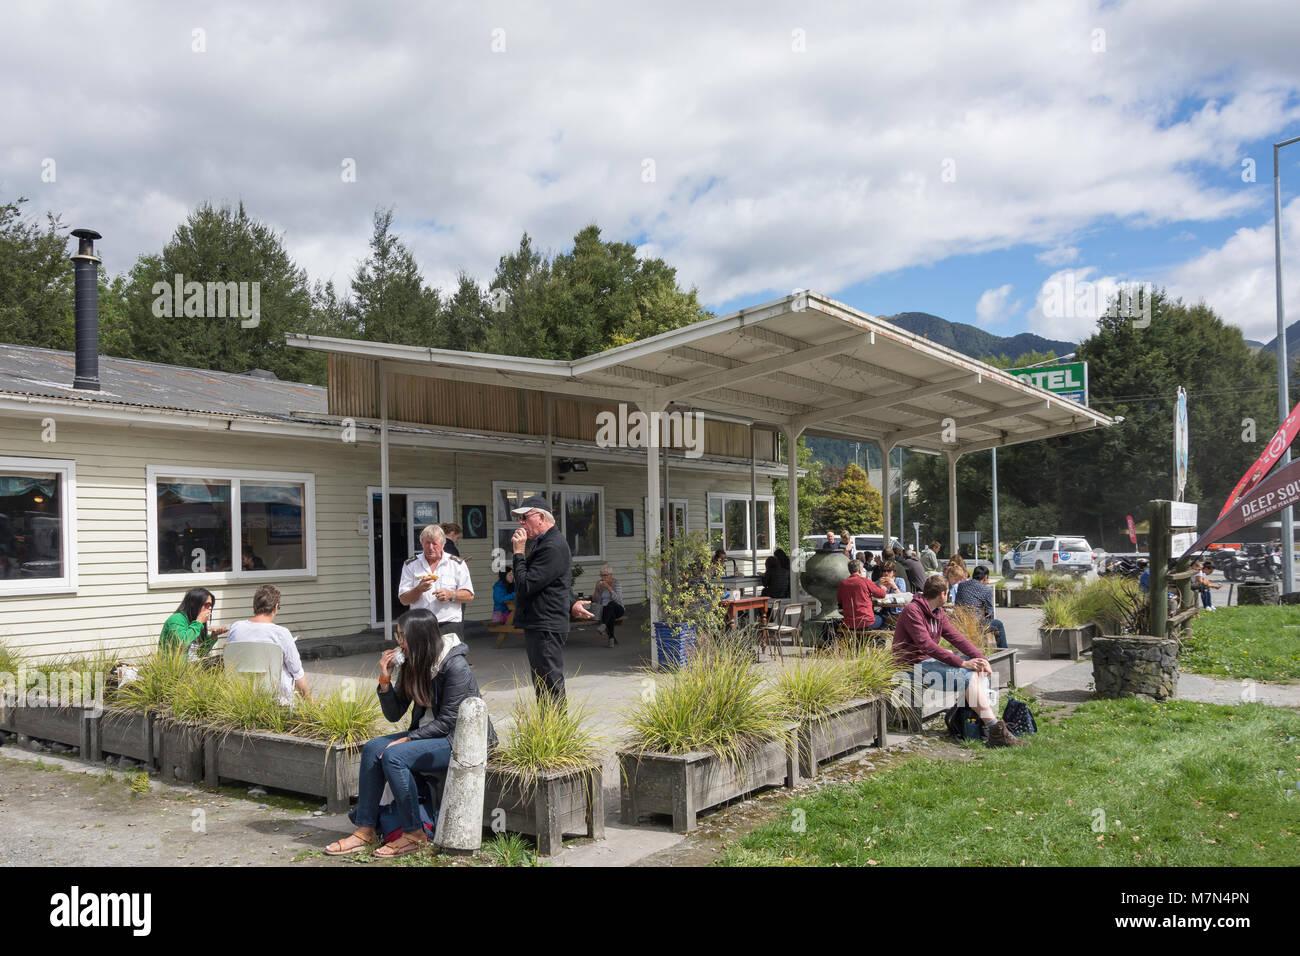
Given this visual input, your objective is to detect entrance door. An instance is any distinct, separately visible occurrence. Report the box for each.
[368,487,453,629]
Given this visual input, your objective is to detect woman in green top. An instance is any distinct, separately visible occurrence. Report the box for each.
[159,587,227,657]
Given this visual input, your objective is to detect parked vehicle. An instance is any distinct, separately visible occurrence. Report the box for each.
[1102,555,1148,578]
[800,534,905,557]
[1002,536,1095,578]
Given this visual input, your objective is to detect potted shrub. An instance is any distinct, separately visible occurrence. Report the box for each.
[98,648,196,768]
[638,531,725,669]
[774,646,896,778]
[618,639,798,832]
[1038,591,1097,659]
[5,652,115,758]
[200,677,382,811]
[1010,570,1077,608]
[484,691,605,856]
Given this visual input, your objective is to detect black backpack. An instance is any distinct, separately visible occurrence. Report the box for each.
[944,704,988,742]
[1002,697,1038,737]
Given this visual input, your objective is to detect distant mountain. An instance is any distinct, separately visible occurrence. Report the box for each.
[1256,320,1300,360]
[883,312,1076,362]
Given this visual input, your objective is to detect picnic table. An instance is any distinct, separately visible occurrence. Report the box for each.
[722,595,769,628]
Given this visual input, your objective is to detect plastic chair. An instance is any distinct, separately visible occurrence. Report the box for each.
[223,641,283,696]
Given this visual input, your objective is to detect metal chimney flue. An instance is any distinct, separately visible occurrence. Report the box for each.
[70,228,102,390]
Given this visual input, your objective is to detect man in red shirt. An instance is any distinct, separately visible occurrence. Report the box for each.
[837,559,885,631]
[892,574,1024,748]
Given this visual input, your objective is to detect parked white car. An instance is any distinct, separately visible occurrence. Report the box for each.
[1002,536,1095,577]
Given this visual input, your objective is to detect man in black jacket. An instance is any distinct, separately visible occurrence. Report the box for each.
[510,496,591,700]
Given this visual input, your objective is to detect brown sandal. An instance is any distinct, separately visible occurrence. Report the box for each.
[374,831,428,858]
[324,830,377,856]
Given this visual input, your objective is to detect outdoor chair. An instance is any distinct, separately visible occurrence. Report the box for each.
[223,641,283,696]
[758,601,803,660]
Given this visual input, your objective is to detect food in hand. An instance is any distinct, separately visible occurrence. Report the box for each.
[418,573,438,583]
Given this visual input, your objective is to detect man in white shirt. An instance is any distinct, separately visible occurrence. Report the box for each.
[224,584,310,705]
[398,524,475,638]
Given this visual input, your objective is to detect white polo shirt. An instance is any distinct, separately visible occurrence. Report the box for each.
[399,550,474,624]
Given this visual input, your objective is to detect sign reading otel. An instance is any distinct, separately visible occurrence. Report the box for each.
[1006,361,1088,406]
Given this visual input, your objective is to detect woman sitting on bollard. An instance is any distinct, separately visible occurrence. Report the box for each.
[325,608,488,858]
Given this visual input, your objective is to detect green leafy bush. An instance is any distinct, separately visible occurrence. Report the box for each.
[637,531,725,632]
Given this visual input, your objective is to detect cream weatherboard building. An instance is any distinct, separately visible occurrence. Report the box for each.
[2,289,1113,663]
[0,344,783,662]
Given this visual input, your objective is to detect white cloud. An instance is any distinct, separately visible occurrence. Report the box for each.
[975,284,1019,325]
[1162,196,1300,343]
[1025,268,1136,342]
[0,0,1297,308]
[1035,246,1079,267]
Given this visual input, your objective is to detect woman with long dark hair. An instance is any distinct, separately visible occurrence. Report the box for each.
[325,608,488,858]
[158,587,227,657]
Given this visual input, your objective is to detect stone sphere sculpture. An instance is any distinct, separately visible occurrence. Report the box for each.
[800,549,850,620]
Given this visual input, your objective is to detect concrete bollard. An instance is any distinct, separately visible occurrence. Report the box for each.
[434,696,487,854]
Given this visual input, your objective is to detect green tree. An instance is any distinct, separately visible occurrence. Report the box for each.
[437,272,490,352]
[124,201,322,382]
[348,208,440,347]
[0,198,74,350]
[821,462,882,534]
[773,435,826,549]
[485,225,709,359]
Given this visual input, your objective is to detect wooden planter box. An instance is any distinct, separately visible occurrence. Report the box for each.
[1038,623,1097,660]
[8,697,96,757]
[483,764,605,857]
[91,707,158,766]
[618,725,799,833]
[157,722,207,784]
[203,728,359,811]
[1008,588,1048,607]
[796,696,887,778]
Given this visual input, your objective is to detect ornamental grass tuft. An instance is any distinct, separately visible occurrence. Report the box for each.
[771,656,857,721]
[833,639,903,701]
[492,690,603,779]
[623,637,785,765]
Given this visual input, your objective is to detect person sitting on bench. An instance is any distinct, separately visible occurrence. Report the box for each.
[592,565,625,648]
[492,569,515,624]
[837,559,885,633]
[893,574,1023,748]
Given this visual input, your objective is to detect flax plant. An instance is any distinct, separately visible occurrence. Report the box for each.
[492,690,603,784]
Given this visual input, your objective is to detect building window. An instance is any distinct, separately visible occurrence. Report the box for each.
[0,457,76,595]
[493,483,605,562]
[707,493,775,555]
[146,466,314,584]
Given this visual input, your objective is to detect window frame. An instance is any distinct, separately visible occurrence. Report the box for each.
[0,456,78,596]
[492,481,607,564]
[145,465,316,586]
[706,492,776,556]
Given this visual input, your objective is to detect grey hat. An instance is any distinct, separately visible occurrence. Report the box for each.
[510,495,553,518]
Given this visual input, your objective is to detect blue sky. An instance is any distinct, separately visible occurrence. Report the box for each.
[4,1,1299,346]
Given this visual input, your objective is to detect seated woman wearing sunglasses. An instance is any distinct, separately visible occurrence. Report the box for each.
[325,608,489,858]
[158,588,228,658]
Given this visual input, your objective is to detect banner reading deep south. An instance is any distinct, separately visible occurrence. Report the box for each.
[1218,399,1300,519]
[1184,457,1300,558]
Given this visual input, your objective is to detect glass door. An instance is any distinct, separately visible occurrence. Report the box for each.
[368,487,452,629]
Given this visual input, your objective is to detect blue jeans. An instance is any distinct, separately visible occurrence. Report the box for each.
[986,617,1007,649]
[353,731,452,833]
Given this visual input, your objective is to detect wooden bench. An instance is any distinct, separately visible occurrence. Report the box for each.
[488,601,626,646]
[888,648,1019,732]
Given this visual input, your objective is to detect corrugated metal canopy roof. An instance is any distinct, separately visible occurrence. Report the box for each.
[287,291,1113,454]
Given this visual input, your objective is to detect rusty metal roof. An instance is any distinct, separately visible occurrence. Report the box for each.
[0,344,326,420]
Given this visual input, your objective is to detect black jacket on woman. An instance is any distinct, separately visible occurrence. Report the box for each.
[378,644,496,745]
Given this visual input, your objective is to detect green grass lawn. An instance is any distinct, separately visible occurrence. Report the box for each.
[1183,606,1300,683]
[718,699,1300,866]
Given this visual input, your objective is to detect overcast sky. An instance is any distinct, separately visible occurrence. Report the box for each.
[4,0,1300,344]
